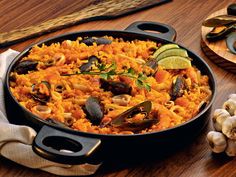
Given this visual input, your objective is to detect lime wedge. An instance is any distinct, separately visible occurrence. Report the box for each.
[156,48,189,61]
[153,44,179,58]
[157,56,191,69]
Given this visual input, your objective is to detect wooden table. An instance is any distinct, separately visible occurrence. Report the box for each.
[0,0,236,176]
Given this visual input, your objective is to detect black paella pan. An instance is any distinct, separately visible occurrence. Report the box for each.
[4,21,216,164]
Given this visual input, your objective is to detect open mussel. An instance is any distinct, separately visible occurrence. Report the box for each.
[110,101,158,132]
[170,76,187,100]
[79,55,101,72]
[226,32,236,54]
[202,15,236,27]
[206,25,236,41]
[100,79,132,95]
[31,81,51,104]
[84,96,104,125]
[81,37,112,46]
[14,60,38,74]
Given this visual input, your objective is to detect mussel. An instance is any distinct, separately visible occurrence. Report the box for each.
[110,101,158,132]
[84,96,104,125]
[170,76,187,100]
[14,60,38,74]
[206,25,236,41]
[79,55,101,72]
[31,81,51,104]
[100,79,132,95]
[81,37,112,46]
[202,15,236,27]
[146,59,158,70]
[227,4,236,16]
[226,32,236,54]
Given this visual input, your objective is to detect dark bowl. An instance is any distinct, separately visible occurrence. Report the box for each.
[4,21,216,164]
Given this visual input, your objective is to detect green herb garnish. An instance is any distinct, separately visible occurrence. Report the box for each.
[62,61,151,91]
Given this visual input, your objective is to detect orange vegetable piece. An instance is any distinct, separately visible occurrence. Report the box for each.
[155,70,170,83]
[175,97,189,107]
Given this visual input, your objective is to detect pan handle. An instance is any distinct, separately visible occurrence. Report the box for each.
[32,125,101,164]
[125,21,176,41]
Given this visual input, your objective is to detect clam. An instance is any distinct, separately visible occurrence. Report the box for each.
[100,79,132,95]
[112,94,131,106]
[31,81,51,104]
[206,25,236,41]
[81,37,112,46]
[110,101,158,132]
[14,60,38,74]
[226,32,236,54]
[84,96,104,125]
[170,76,187,100]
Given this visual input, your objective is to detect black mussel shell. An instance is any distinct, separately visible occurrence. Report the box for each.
[202,15,236,27]
[14,60,38,74]
[170,76,187,100]
[110,101,157,132]
[95,38,112,45]
[81,37,96,46]
[79,55,101,72]
[81,37,112,46]
[226,32,236,54]
[84,96,104,125]
[146,59,157,70]
[227,4,236,16]
[206,25,235,41]
[100,79,132,95]
[88,55,101,63]
[31,81,51,104]
[79,62,93,72]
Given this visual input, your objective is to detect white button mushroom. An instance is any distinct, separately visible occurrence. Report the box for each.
[222,116,236,139]
[225,139,236,157]
[206,131,227,153]
[223,99,236,116]
[212,109,230,132]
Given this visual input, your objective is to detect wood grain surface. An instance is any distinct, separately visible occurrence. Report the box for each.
[0,0,170,47]
[201,8,236,74]
[0,0,236,177]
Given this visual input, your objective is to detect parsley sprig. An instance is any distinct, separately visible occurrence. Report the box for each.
[62,61,151,91]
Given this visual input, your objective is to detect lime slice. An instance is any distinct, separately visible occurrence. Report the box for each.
[153,44,179,58]
[156,48,189,61]
[157,56,191,69]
